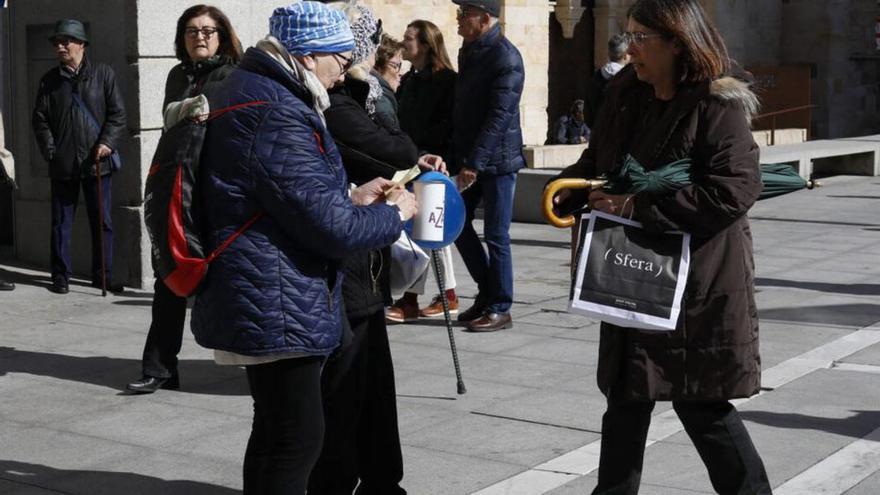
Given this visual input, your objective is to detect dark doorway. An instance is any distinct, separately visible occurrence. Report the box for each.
[547,3,595,143]
[0,8,13,251]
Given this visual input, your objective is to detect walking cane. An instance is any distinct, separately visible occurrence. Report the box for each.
[94,160,107,297]
[430,249,466,395]
[542,178,608,275]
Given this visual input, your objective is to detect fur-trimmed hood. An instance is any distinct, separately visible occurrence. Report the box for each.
[710,76,760,123]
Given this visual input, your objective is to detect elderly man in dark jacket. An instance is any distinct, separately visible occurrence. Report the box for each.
[32,20,126,294]
[451,0,525,332]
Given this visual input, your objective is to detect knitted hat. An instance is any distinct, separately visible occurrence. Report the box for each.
[269,1,355,56]
[347,3,382,65]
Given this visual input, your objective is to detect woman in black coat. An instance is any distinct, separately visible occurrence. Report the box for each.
[386,19,459,322]
[306,4,444,494]
[553,1,771,493]
[126,4,242,394]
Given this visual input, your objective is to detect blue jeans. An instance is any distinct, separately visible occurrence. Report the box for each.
[454,172,516,314]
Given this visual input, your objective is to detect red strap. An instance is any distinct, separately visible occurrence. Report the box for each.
[313,131,325,155]
[205,211,266,263]
[190,100,269,123]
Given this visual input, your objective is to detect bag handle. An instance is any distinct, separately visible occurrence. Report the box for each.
[205,211,266,263]
[197,100,269,123]
[64,80,101,134]
[621,194,636,221]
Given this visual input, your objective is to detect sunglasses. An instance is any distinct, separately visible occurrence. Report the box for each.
[50,37,77,47]
[456,7,484,18]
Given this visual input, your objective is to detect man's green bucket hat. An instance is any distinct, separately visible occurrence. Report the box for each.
[48,19,88,45]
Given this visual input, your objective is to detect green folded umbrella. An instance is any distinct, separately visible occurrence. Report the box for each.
[758,162,812,200]
[603,154,818,200]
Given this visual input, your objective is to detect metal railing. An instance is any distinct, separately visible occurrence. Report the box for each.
[753,104,817,145]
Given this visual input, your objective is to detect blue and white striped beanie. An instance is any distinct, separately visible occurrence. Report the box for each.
[269,1,355,56]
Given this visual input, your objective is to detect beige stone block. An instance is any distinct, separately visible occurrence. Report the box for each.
[523,144,588,169]
[136,58,179,130]
[753,128,808,147]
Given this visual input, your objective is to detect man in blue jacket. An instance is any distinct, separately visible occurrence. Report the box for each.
[451,0,525,332]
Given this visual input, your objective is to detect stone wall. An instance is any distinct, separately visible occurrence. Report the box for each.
[500,0,550,146]
[779,0,880,138]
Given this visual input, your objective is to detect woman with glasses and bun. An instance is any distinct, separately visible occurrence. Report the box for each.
[552,0,771,493]
[127,4,243,395]
[307,3,444,494]
[372,34,405,132]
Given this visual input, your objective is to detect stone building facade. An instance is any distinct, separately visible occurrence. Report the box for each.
[1,0,879,287]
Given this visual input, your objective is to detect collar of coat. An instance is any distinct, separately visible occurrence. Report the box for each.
[460,23,502,56]
[330,77,370,108]
[609,64,759,121]
[58,54,90,80]
[238,46,315,108]
[603,64,759,170]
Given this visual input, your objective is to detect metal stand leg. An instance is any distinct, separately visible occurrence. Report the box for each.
[431,249,466,394]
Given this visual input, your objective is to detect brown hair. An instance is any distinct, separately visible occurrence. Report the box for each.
[174,4,243,63]
[375,34,403,72]
[627,0,729,84]
[406,19,454,73]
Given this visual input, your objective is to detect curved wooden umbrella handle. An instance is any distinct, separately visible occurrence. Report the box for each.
[541,178,606,228]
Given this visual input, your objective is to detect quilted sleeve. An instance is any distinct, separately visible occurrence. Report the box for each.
[250,104,403,259]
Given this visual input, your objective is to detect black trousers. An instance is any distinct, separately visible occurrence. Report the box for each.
[307,310,406,495]
[50,176,113,283]
[140,278,188,379]
[593,397,772,495]
[244,356,325,495]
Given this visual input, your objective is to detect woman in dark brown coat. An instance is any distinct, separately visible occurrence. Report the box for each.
[554,1,771,493]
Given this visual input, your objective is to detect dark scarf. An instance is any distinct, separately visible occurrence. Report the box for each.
[182,55,231,85]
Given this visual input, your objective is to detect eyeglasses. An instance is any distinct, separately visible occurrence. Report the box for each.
[456,7,483,18]
[371,19,383,46]
[184,27,219,39]
[622,31,665,46]
[388,60,402,73]
[50,37,75,47]
[333,52,354,73]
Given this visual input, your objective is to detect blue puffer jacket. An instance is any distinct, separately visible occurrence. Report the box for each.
[451,24,526,176]
[191,47,403,356]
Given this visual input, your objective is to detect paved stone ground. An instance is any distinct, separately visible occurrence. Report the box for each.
[1,175,879,494]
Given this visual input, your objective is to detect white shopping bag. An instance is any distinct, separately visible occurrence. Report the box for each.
[389,230,430,298]
[569,211,690,331]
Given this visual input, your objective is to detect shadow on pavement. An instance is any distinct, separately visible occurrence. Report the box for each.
[0,346,248,396]
[758,303,880,327]
[0,459,238,494]
[740,410,880,438]
[756,277,880,296]
[0,266,139,295]
[112,300,155,307]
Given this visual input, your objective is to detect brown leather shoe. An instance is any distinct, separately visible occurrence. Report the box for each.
[386,294,420,323]
[466,312,512,332]
[420,294,459,317]
[457,301,486,322]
